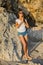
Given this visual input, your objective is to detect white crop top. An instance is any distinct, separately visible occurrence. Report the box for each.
[16,19,26,32]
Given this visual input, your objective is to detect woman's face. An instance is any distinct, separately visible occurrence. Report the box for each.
[18,11,24,17]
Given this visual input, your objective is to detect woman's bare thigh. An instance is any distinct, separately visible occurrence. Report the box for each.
[19,35,27,45]
[24,34,28,42]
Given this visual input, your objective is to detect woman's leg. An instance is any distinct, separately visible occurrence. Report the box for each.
[24,34,28,55]
[24,34,32,60]
[19,35,27,58]
[24,34,28,42]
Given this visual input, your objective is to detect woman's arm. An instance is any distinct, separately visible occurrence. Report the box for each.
[24,20,29,28]
[15,21,23,28]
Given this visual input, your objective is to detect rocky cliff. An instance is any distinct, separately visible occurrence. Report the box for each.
[0,7,22,61]
[0,7,43,65]
[0,0,43,65]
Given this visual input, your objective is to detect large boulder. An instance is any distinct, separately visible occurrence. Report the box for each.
[0,7,22,61]
[27,27,43,42]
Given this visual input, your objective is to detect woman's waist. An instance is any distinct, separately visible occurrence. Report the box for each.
[17,26,26,32]
[17,28,26,32]
[17,29,27,33]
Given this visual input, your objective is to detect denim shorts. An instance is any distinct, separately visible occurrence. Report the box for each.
[18,31,27,36]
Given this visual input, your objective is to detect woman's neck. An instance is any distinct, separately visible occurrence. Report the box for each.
[19,16,24,21]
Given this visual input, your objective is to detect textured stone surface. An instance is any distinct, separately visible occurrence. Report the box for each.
[0,59,41,65]
[0,7,22,61]
[0,7,43,65]
[0,0,2,6]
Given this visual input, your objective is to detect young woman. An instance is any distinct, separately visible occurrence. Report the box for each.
[15,9,32,60]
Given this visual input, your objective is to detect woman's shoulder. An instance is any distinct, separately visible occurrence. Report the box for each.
[16,19,20,22]
[15,19,21,23]
[16,18,19,21]
[15,19,19,23]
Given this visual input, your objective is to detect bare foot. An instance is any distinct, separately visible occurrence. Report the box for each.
[27,56,32,60]
[22,55,27,60]
[22,55,32,60]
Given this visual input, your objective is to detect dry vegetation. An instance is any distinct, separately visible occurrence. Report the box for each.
[19,0,43,24]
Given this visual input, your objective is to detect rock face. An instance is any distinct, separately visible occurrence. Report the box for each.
[0,7,43,65]
[0,7,22,61]
[0,0,3,6]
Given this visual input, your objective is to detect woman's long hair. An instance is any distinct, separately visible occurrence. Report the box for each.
[17,8,23,18]
[17,8,26,23]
